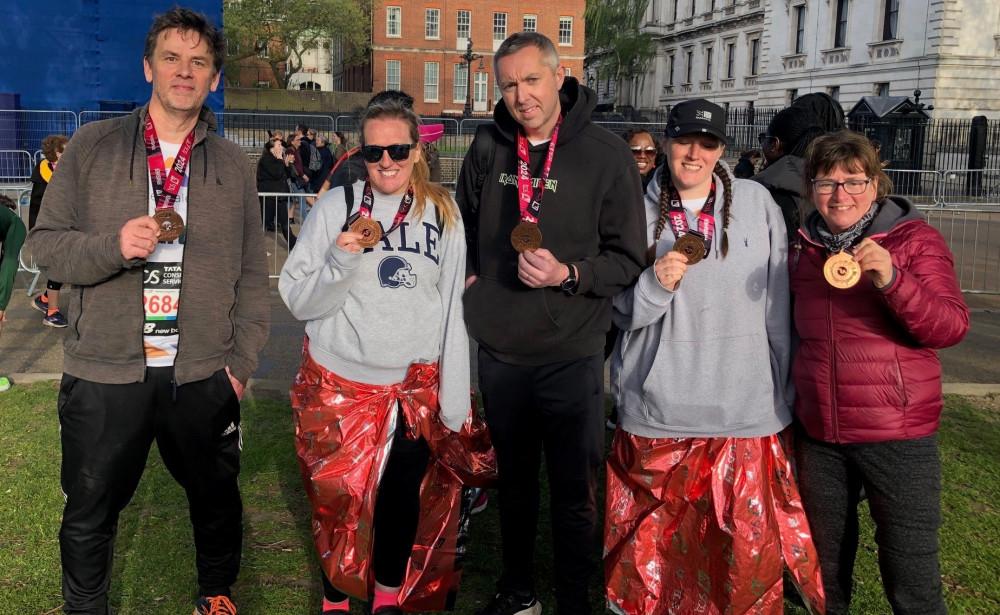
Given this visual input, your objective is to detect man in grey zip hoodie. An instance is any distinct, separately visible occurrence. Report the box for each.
[27,9,269,615]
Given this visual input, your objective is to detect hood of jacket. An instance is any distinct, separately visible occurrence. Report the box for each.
[492,76,597,146]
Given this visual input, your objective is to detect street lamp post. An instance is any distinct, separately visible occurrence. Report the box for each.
[457,39,483,117]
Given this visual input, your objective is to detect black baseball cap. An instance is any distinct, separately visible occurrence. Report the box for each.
[666,98,727,143]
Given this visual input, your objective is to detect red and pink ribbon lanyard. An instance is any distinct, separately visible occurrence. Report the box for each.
[143,115,195,213]
[359,180,415,238]
[516,118,562,224]
[665,178,717,250]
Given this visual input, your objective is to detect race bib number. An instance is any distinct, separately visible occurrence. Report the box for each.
[143,262,182,336]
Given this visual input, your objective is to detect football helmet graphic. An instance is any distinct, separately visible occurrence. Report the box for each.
[378,256,417,288]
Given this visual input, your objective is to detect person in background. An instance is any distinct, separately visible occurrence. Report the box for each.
[311,135,335,195]
[457,32,646,615]
[420,123,444,184]
[733,148,762,179]
[280,91,494,615]
[332,130,348,161]
[790,130,969,615]
[0,194,27,392]
[28,8,270,613]
[256,138,297,250]
[604,97,823,615]
[605,126,662,430]
[752,106,826,240]
[29,133,70,327]
[622,127,659,191]
[296,124,313,179]
[871,139,892,168]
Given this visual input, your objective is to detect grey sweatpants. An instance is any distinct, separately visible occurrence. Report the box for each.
[794,429,946,615]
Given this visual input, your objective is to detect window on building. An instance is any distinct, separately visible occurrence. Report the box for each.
[668,53,675,85]
[705,47,713,80]
[787,89,798,104]
[876,82,890,96]
[425,9,440,39]
[834,0,849,47]
[564,67,572,77]
[457,10,471,40]
[523,14,537,32]
[386,60,400,91]
[710,0,716,10]
[828,85,840,102]
[424,62,439,101]
[256,40,269,59]
[673,0,679,21]
[494,78,502,104]
[795,6,806,53]
[494,12,507,42]
[685,50,694,83]
[454,64,468,102]
[559,17,573,45]
[882,0,899,40]
[726,42,735,78]
[750,38,760,75]
[690,0,696,17]
[386,6,401,37]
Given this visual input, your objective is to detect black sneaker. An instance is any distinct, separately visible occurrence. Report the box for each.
[476,589,541,615]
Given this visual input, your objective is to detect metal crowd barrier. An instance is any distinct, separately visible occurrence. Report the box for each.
[258,191,312,279]
[0,150,35,184]
[920,206,1000,294]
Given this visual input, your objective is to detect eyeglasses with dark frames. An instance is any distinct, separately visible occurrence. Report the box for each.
[810,177,874,195]
[360,143,417,163]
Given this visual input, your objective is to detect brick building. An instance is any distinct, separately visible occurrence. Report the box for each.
[359,1,586,116]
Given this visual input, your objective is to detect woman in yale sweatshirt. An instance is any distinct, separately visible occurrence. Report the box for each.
[279,92,493,615]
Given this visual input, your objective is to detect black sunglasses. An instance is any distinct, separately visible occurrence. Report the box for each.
[361,143,416,163]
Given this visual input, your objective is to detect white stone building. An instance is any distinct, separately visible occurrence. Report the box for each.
[609,0,1000,119]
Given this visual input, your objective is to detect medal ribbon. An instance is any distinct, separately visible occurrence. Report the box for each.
[516,118,562,224]
[665,177,717,251]
[359,180,415,239]
[143,115,195,212]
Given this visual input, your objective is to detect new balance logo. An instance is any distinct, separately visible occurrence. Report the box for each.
[221,422,238,437]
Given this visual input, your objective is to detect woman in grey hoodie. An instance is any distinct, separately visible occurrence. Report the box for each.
[604,99,824,615]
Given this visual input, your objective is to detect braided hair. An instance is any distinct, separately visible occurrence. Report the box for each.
[651,161,733,264]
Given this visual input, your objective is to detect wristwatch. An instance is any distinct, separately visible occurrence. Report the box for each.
[560,264,579,295]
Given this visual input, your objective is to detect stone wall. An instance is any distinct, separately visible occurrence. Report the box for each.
[225,88,371,113]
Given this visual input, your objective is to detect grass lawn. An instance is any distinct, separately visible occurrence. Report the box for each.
[1,382,998,614]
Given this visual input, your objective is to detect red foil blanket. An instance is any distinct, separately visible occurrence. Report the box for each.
[291,339,497,611]
[604,431,825,615]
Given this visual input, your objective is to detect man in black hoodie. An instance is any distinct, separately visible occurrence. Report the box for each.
[457,32,646,615]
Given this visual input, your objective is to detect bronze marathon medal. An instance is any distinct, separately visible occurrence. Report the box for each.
[153,209,184,242]
[350,217,383,249]
[823,251,862,288]
[673,233,706,265]
[510,221,543,253]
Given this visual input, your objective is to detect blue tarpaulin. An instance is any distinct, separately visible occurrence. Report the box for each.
[1,1,224,113]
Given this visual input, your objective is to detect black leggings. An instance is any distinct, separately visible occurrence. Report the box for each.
[323,409,430,600]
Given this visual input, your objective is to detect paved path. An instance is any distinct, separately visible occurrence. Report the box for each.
[2,278,998,397]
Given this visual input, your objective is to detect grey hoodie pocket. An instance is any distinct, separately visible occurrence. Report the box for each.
[639,333,774,431]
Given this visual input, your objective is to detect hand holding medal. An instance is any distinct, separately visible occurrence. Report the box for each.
[119,216,162,260]
[654,250,689,291]
[851,237,895,288]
